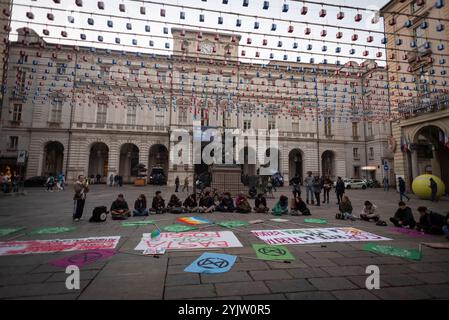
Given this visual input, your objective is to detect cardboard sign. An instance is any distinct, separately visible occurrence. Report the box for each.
[184,252,237,274]
[135,231,242,252]
[122,221,154,227]
[177,216,212,225]
[363,243,421,261]
[0,236,120,256]
[304,218,327,224]
[29,227,76,235]
[162,224,198,233]
[216,220,249,228]
[253,244,295,261]
[252,227,391,245]
[0,227,26,237]
[49,249,116,268]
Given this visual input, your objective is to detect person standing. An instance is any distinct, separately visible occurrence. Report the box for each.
[175,176,180,193]
[304,171,315,205]
[322,177,332,204]
[335,176,345,205]
[182,176,189,193]
[429,178,438,202]
[73,175,89,222]
[312,176,322,206]
[291,175,301,198]
[109,173,114,187]
[382,176,389,191]
[398,177,410,201]
[58,173,65,191]
[46,174,55,192]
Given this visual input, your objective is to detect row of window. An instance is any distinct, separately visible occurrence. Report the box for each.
[353,147,375,159]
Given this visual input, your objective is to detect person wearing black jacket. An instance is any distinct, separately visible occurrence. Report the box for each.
[443,213,449,239]
[416,206,445,235]
[167,194,183,214]
[215,192,235,212]
[291,195,311,216]
[335,177,345,205]
[390,201,416,228]
[398,177,410,201]
[183,194,198,212]
[151,191,166,214]
[110,194,131,220]
[133,194,149,216]
[254,194,269,213]
[198,191,215,213]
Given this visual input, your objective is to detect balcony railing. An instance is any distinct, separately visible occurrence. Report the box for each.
[74,122,169,133]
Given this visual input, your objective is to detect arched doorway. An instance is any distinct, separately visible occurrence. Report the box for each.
[88,142,109,183]
[289,149,303,184]
[42,141,64,176]
[149,144,169,175]
[321,150,335,179]
[412,125,449,188]
[119,143,139,183]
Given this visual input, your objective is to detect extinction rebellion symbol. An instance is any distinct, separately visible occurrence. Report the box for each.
[258,247,287,257]
[197,257,229,269]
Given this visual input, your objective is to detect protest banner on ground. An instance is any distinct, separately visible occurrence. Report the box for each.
[363,243,421,260]
[177,216,212,225]
[304,218,327,225]
[49,249,116,268]
[162,224,198,233]
[122,220,155,227]
[253,244,295,261]
[0,236,121,256]
[184,252,237,274]
[28,226,76,235]
[216,220,249,228]
[252,227,391,245]
[388,227,430,238]
[135,231,242,252]
[0,227,26,237]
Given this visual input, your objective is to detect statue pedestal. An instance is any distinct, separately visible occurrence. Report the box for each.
[210,165,246,196]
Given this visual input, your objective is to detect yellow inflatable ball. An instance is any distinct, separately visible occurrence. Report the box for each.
[411,174,445,200]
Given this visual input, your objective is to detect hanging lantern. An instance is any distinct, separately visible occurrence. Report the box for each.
[337,12,344,19]
[319,9,326,17]
[352,34,358,41]
[367,35,373,42]
[336,31,343,39]
[355,13,362,22]
[304,27,311,35]
[301,6,308,15]
[321,30,327,37]
[288,25,294,33]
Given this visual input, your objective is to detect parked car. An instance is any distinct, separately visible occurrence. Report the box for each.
[24,176,47,187]
[148,167,167,185]
[345,179,367,189]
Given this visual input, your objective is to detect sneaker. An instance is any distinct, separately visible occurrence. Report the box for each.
[73,218,80,222]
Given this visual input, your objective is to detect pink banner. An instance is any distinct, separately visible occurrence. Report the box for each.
[0,236,120,256]
[49,249,116,268]
[388,227,430,238]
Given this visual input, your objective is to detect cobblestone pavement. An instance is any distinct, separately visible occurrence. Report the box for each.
[0,184,448,300]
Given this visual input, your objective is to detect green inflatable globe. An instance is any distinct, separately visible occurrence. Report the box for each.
[411,174,445,200]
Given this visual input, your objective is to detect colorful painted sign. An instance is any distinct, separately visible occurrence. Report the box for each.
[122,220,154,227]
[253,244,295,261]
[177,216,212,225]
[363,243,422,261]
[216,220,249,228]
[135,231,242,252]
[184,252,237,274]
[388,227,430,238]
[49,249,116,268]
[0,227,25,237]
[0,236,121,256]
[29,227,76,235]
[252,227,391,245]
[162,224,198,232]
[304,218,327,224]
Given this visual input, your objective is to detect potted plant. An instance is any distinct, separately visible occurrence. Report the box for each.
[134,163,147,186]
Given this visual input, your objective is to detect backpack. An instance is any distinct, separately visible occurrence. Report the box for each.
[89,206,109,222]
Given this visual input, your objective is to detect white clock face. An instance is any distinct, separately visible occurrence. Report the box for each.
[200,42,214,54]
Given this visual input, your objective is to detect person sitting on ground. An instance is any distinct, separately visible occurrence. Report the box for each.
[151,191,166,214]
[110,194,131,220]
[360,201,380,222]
[167,194,183,214]
[291,195,311,216]
[444,213,449,239]
[133,194,149,216]
[416,206,445,235]
[183,194,198,213]
[390,201,416,229]
[235,192,252,213]
[198,191,215,213]
[215,192,235,212]
[337,195,356,221]
[272,195,289,216]
[254,193,269,213]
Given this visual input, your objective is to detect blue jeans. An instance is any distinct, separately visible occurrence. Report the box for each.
[400,191,410,201]
[306,186,314,202]
[443,225,449,238]
[133,208,149,216]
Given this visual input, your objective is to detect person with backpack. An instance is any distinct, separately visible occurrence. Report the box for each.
[167,194,183,214]
[110,194,131,220]
[335,177,345,205]
[390,201,416,229]
[151,191,166,214]
[398,177,410,202]
[254,193,269,213]
[73,175,89,222]
[360,201,380,222]
[416,207,445,235]
[291,195,311,216]
[46,174,55,192]
[133,194,149,216]
[272,195,289,216]
[215,192,235,212]
[337,195,355,221]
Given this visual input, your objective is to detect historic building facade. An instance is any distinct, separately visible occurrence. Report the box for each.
[0,27,392,185]
[381,0,449,189]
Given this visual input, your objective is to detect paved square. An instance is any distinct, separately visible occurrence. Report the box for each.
[0,185,448,300]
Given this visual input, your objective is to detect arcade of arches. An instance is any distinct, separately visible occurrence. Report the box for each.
[41,141,64,176]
